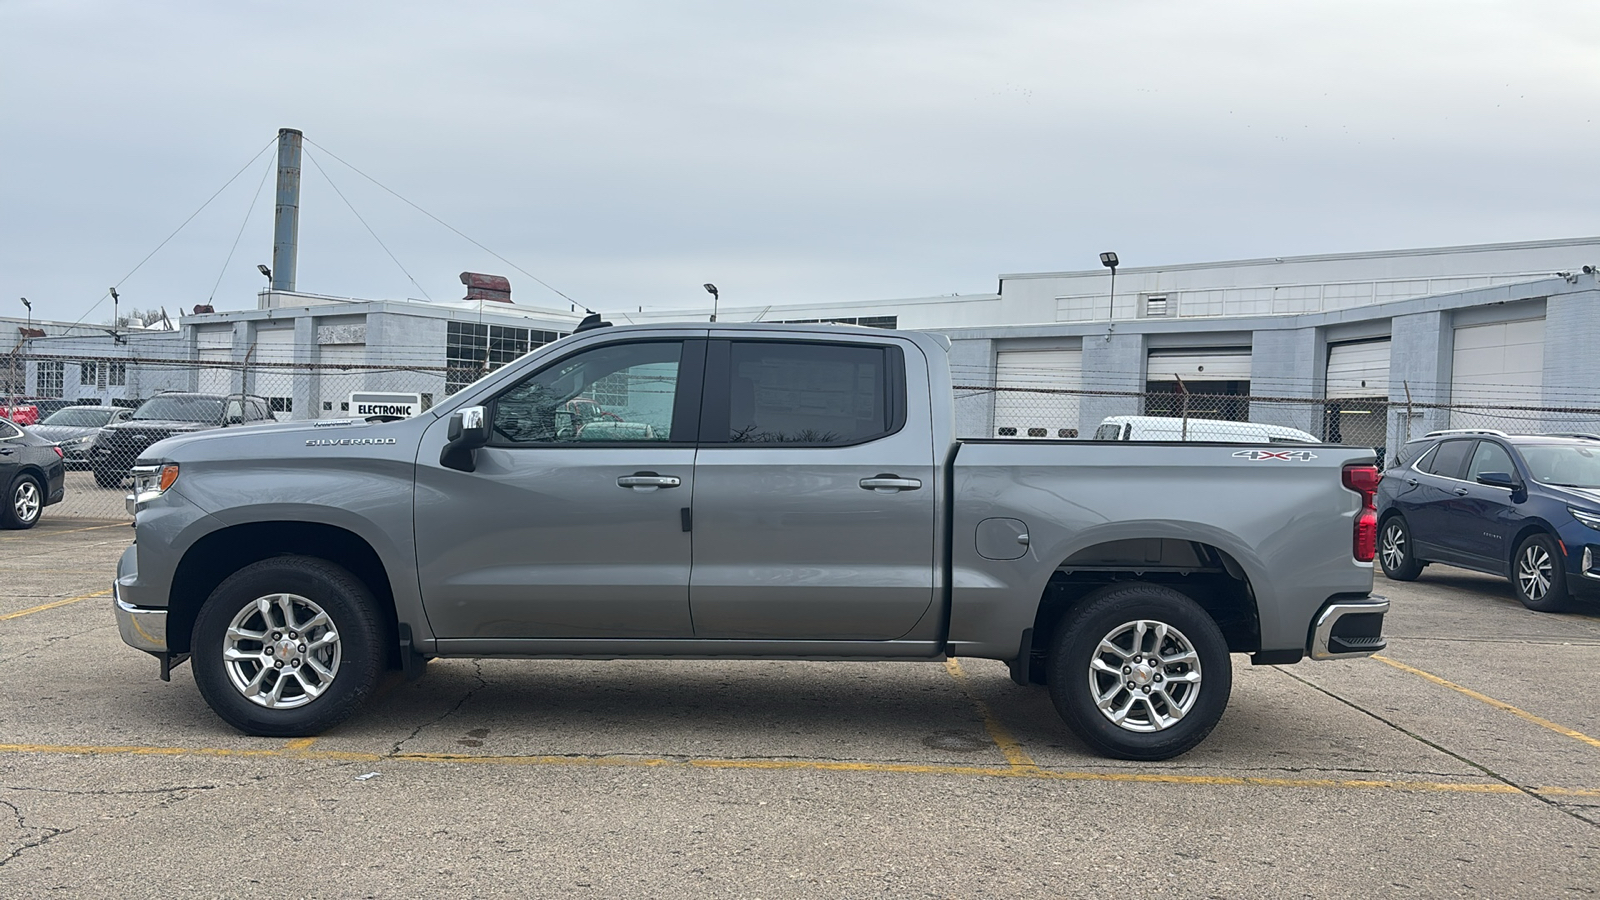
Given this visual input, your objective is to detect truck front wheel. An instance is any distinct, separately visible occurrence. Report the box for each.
[1047,583,1232,761]
[191,556,383,737]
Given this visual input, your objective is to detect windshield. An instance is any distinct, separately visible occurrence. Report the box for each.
[132,396,223,424]
[1517,444,1600,489]
[40,408,114,428]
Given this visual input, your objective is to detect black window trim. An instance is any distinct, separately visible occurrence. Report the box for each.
[483,338,706,449]
[697,338,908,449]
[1416,438,1480,484]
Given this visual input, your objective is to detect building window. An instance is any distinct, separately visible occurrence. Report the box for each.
[109,362,127,386]
[773,316,898,329]
[268,397,293,414]
[80,362,98,386]
[36,360,64,398]
[445,322,560,394]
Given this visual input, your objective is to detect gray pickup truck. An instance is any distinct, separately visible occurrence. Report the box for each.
[113,322,1387,760]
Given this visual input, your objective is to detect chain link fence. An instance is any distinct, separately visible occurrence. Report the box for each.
[9,348,1599,522]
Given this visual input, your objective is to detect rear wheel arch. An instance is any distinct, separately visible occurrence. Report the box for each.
[168,521,400,666]
[1019,539,1259,684]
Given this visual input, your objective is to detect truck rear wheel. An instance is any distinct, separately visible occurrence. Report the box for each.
[191,556,382,737]
[1047,583,1232,761]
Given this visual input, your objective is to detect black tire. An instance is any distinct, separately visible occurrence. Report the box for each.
[191,556,384,736]
[1377,515,1424,581]
[1511,533,1571,613]
[93,465,123,489]
[1047,583,1233,761]
[2,473,44,530]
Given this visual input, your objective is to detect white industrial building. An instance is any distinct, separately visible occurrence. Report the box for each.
[13,236,1600,460]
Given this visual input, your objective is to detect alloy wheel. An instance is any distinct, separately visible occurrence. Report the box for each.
[1086,619,1203,733]
[13,480,40,524]
[1380,522,1406,571]
[1518,543,1554,601]
[221,593,343,709]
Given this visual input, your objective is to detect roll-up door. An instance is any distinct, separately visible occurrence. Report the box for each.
[196,329,232,395]
[252,327,296,417]
[1146,349,1252,381]
[994,349,1082,438]
[1326,340,1390,400]
[1452,318,1544,428]
[318,344,367,415]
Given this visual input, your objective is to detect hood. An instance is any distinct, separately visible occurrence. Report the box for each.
[108,419,216,435]
[1547,484,1600,508]
[29,424,100,442]
[139,416,421,462]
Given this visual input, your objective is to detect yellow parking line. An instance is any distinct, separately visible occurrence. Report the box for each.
[1375,655,1600,751]
[0,589,112,621]
[944,658,1038,770]
[281,738,319,752]
[0,522,127,541]
[3,739,1596,796]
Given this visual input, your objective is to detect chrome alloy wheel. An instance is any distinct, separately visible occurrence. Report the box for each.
[222,593,342,709]
[13,480,40,524]
[1087,619,1203,733]
[1517,543,1555,602]
[1380,522,1407,571]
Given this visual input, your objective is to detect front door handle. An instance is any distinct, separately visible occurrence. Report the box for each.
[1454,487,1470,496]
[1406,478,1419,487]
[617,472,681,491]
[860,475,922,493]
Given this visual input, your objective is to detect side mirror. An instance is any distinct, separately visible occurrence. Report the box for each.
[441,406,490,472]
[1476,471,1519,489]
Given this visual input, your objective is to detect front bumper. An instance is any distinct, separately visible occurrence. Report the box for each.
[1309,595,1389,660]
[113,582,168,652]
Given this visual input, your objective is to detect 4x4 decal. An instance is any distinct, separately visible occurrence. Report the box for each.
[1232,449,1319,461]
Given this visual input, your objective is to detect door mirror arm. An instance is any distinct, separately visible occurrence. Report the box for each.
[441,406,490,472]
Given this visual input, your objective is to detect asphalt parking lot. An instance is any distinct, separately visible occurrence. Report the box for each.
[3,521,1598,897]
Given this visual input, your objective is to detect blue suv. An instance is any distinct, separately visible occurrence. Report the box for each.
[1376,430,1600,611]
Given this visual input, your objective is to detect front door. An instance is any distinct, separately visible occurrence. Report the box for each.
[415,338,705,639]
[688,337,937,640]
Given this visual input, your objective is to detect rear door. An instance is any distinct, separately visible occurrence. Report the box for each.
[1407,438,1475,562]
[688,336,937,640]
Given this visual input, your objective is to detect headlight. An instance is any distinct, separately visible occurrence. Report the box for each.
[127,464,180,516]
[1569,507,1600,532]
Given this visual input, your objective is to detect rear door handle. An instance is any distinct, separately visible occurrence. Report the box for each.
[617,472,681,491]
[1454,487,1470,496]
[1406,478,1419,487]
[860,475,922,493]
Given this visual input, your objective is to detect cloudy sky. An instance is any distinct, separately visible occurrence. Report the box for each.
[4,0,1597,325]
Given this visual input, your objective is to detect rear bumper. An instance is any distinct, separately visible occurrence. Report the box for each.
[1309,595,1389,660]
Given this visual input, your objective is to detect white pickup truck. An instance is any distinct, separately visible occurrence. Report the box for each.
[114,322,1387,760]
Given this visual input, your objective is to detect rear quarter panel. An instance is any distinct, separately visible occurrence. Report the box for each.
[949,442,1377,658]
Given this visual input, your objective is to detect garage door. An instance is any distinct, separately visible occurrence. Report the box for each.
[318,344,367,416]
[1451,318,1544,427]
[253,327,296,418]
[1146,349,1252,381]
[196,329,232,395]
[1326,340,1390,400]
[994,349,1082,438]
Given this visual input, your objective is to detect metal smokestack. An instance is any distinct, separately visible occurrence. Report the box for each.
[271,128,303,293]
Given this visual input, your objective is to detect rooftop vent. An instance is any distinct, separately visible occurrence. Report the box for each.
[461,272,512,303]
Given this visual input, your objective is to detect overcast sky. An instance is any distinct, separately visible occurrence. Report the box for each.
[4,0,1597,325]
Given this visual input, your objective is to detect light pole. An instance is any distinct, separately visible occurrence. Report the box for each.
[1099,252,1119,316]
[703,283,719,323]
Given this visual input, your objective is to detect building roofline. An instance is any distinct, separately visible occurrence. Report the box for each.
[998,236,1600,281]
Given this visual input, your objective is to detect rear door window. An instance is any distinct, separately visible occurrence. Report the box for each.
[1422,439,1474,480]
[703,340,904,446]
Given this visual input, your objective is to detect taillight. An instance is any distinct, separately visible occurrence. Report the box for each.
[52,446,64,459]
[1343,464,1380,562]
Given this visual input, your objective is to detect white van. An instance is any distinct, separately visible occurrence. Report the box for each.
[1093,415,1320,443]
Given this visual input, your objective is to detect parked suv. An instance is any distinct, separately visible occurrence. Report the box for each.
[90,392,274,488]
[1376,430,1600,611]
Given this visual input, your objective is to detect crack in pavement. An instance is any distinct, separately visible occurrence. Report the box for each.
[0,796,76,869]
[1273,666,1600,829]
[389,660,487,756]
[0,624,118,667]
[4,784,218,797]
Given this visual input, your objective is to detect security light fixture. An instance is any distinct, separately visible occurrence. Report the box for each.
[703,283,719,323]
[20,297,30,332]
[1099,252,1119,317]
[258,264,272,280]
